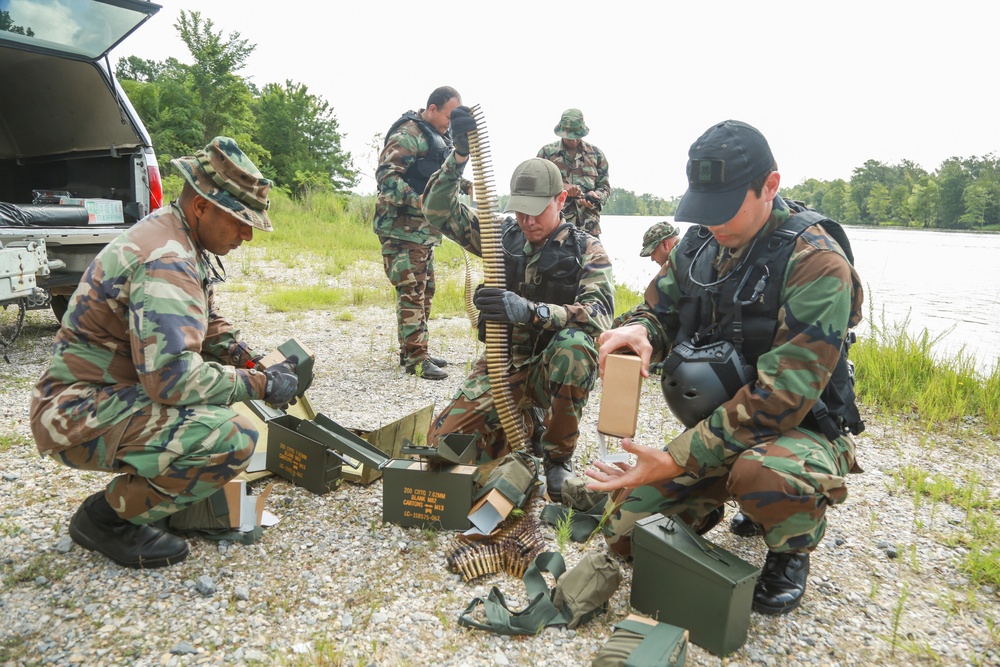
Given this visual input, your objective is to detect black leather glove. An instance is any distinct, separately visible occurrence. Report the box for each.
[450,105,476,156]
[263,359,298,407]
[474,287,534,324]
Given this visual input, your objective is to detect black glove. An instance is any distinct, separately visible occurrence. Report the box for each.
[474,287,534,324]
[450,105,476,156]
[263,359,298,407]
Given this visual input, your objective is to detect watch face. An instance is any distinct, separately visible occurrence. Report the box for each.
[537,305,550,320]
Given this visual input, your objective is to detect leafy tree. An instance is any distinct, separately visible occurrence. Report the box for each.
[866,183,892,225]
[0,10,34,36]
[908,179,940,227]
[175,10,262,159]
[959,181,992,229]
[935,158,970,228]
[254,81,357,193]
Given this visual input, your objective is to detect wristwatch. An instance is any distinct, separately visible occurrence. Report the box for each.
[535,304,551,326]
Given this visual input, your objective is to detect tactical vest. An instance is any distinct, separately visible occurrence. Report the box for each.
[477,218,587,350]
[671,203,864,438]
[384,111,452,195]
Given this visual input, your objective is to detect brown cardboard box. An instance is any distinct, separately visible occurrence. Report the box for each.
[598,353,643,438]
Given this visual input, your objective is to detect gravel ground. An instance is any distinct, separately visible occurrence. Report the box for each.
[1,252,998,667]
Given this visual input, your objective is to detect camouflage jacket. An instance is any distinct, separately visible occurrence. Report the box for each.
[423,153,615,369]
[621,202,864,474]
[372,112,445,246]
[30,203,266,454]
[536,140,611,235]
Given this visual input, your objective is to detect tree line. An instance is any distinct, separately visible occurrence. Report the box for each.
[114,11,998,230]
[781,156,1000,229]
[116,11,357,196]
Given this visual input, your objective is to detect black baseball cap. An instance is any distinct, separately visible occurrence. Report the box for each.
[674,120,775,226]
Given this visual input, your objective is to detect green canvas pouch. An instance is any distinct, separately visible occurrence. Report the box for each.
[475,451,539,508]
[539,477,610,543]
[552,552,622,629]
[592,615,688,667]
[168,489,231,532]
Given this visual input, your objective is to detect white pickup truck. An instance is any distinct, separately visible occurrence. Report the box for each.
[0,0,162,348]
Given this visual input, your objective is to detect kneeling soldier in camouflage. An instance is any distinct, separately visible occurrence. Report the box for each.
[30,138,302,568]
[587,120,864,615]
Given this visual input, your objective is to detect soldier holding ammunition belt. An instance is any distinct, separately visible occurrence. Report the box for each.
[587,120,864,615]
[30,138,303,569]
[421,106,615,501]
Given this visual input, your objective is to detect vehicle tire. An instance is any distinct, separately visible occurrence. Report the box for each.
[50,295,69,322]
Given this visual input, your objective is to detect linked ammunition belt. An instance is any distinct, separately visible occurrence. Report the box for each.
[468,105,528,452]
[446,515,545,581]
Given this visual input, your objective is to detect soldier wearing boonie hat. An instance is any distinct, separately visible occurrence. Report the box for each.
[421,105,615,501]
[537,109,611,237]
[171,136,273,232]
[30,136,303,570]
[638,221,681,264]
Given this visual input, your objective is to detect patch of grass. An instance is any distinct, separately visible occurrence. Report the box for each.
[1,552,69,587]
[259,285,392,314]
[853,306,1000,436]
[613,282,644,320]
[892,466,995,510]
[555,508,574,553]
[279,632,352,667]
[0,432,30,453]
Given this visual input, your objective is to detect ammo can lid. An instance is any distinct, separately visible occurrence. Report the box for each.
[634,515,760,586]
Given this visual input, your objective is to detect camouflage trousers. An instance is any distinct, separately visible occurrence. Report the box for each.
[603,427,856,558]
[428,328,598,462]
[50,403,258,524]
[563,204,602,237]
[380,237,436,365]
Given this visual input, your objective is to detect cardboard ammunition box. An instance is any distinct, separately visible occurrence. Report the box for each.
[347,404,434,484]
[598,353,643,438]
[382,459,477,530]
[630,514,760,656]
[257,338,316,398]
[265,414,345,495]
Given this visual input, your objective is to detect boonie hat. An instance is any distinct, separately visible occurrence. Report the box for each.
[171,137,273,232]
[674,120,775,227]
[554,108,590,140]
[504,158,564,216]
[639,221,680,257]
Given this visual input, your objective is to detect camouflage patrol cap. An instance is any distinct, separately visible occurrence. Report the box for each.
[171,137,273,232]
[504,158,564,216]
[639,221,680,257]
[554,108,590,139]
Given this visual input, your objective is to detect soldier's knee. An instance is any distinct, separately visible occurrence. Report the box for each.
[221,413,258,464]
[728,451,778,498]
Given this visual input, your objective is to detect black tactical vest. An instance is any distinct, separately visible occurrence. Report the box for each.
[384,111,452,195]
[671,203,864,437]
[477,218,587,350]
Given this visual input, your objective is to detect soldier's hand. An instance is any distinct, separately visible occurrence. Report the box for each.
[263,359,298,407]
[474,287,534,324]
[450,106,476,156]
[565,183,582,198]
[598,325,653,379]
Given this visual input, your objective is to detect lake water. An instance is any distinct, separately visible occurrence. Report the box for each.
[599,215,1000,373]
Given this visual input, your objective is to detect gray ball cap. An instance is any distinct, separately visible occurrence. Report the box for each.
[674,120,775,227]
[504,158,564,216]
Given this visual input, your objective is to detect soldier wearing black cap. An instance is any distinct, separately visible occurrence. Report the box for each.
[587,120,864,615]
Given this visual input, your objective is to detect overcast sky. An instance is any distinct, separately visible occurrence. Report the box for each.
[114,1,997,199]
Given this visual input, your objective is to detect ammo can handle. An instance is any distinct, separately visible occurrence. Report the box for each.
[660,519,729,566]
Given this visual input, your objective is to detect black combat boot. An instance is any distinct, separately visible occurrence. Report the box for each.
[399,351,448,368]
[543,457,574,503]
[694,506,725,535]
[69,492,189,568]
[752,551,810,615]
[404,358,449,380]
[729,511,762,537]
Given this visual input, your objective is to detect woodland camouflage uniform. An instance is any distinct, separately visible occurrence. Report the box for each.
[536,139,611,236]
[373,115,445,366]
[605,201,864,558]
[422,153,615,462]
[30,202,267,524]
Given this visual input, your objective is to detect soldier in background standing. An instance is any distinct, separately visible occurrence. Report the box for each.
[373,86,463,380]
[537,108,611,237]
[30,138,303,568]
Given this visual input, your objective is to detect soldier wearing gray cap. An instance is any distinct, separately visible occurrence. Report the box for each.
[420,106,615,501]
